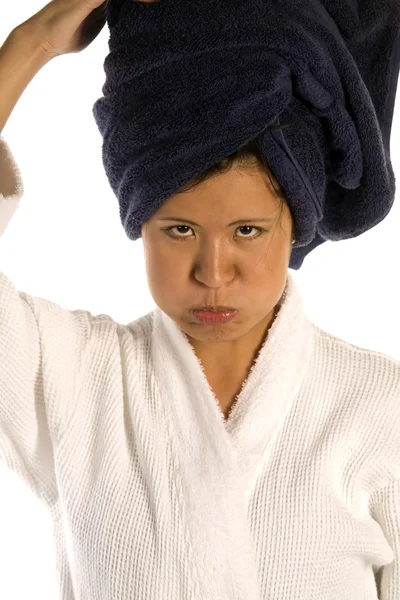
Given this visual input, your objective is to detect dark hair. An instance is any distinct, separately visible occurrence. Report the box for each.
[176,123,297,243]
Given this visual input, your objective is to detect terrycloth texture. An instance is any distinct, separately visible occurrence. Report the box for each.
[91,0,400,270]
[1,138,400,600]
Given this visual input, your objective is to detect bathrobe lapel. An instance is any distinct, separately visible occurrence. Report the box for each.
[151,273,313,598]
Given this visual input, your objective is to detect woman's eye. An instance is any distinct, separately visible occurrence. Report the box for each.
[164,225,265,240]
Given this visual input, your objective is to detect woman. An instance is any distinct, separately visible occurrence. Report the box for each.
[0,1,399,599]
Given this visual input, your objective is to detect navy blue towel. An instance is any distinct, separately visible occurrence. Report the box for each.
[93,0,400,270]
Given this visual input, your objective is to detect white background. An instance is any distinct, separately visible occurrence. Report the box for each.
[0,2,399,598]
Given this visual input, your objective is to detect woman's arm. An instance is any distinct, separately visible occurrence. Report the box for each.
[0,28,50,136]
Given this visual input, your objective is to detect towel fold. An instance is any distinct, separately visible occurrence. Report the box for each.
[93,0,400,269]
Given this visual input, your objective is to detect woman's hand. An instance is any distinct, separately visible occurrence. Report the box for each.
[15,0,158,59]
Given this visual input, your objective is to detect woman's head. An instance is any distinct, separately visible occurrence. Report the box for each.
[141,129,296,357]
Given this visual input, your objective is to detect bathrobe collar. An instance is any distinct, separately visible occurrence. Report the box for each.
[151,272,313,598]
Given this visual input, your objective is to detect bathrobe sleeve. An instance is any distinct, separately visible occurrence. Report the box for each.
[0,136,90,509]
[370,479,400,599]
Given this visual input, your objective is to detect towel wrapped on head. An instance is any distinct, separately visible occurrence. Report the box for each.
[93,0,400,270]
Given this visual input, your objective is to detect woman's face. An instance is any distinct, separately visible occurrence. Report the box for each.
[141,164,294,362]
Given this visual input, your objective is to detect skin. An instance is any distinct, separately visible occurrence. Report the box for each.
[141,162,294,388]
